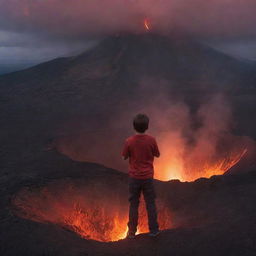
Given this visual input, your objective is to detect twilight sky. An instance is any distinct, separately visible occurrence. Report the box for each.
[0,0,256,74]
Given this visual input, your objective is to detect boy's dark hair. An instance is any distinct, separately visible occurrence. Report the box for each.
[133,114,149,133]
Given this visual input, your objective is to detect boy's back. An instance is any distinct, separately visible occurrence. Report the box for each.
[122,114,160,238]
[122,134,160,179]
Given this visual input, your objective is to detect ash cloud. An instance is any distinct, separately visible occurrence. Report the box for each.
[1,0,256,38]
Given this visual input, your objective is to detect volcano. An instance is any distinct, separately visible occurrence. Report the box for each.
[1,33,256,255]
[0,33,256,181]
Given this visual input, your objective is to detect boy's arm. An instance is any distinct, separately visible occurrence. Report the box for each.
[122,140,130,160]
[153,139,160,158]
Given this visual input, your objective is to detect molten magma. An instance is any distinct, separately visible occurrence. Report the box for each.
[144,19,150,31]
[154,146,247,182]
[13,180,172,242]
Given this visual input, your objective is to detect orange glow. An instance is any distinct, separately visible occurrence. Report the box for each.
[154,147,247,182]
[144,19,150,31]
[23,6,30,17]
[13,181,172,242]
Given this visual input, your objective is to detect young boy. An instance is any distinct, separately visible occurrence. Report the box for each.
[122,114,160,238]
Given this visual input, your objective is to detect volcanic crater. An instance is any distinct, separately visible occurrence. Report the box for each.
[12,176,172,242]
[4,150,256,256]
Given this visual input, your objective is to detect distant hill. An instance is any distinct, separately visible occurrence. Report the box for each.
[0,63,36,75]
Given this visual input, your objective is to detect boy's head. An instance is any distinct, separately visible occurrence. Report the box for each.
[133,114,149,133]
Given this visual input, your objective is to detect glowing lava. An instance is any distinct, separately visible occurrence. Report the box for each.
[13,180,172,242]
[144,19,150,31]
[154,148,247,182]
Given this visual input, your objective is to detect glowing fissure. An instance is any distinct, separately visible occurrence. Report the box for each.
[13,181,172,242]
[12,148,247,242]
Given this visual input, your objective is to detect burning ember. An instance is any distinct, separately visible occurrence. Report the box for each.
[13,179,172,242]
[144,19,151,31]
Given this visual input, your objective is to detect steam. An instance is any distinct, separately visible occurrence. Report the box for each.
[56,78,250,181]
[1,0,256,38]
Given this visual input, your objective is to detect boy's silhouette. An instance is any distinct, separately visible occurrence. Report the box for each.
[122,114,160,238]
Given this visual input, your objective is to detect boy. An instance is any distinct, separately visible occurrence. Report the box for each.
[122,114,160,238]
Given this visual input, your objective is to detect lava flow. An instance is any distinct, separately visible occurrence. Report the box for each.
[144,19,150,31]
[12,180,172,242]
[154,147,247,182]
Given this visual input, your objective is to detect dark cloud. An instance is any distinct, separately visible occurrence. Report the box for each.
[0,0,256,38]
[0,30,96,74]
[1,0,256,73]
[205,39,256,61]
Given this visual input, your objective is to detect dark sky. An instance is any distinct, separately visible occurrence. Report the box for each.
[1,0,256,74]
[0,30,96,74]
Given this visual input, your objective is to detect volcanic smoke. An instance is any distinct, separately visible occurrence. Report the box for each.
[56,93,249,182]
[1,0,256,37]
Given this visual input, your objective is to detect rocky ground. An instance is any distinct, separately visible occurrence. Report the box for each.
[1,150,256,256]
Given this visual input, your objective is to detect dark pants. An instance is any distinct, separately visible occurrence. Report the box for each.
[128,178,159,233]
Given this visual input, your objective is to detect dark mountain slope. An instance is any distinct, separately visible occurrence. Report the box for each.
[2,34,256,96]
[0,33,256,171]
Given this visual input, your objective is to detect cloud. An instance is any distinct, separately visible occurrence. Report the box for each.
[0,30,96,74]
[0,0,256,38]
[205,39,256,60]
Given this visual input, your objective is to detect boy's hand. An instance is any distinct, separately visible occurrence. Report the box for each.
[154,152,160,158]
[153,139,160,158]
[122,140,129,160]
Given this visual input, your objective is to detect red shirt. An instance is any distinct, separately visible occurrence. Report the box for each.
[122,134,160,179]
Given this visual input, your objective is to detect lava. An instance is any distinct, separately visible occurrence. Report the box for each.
[154,148,247,182]
[13,180,172,242]
[144,19,150,31]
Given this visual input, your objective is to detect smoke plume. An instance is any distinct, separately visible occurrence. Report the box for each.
[1,0,256,38]
[56,79,250,182]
